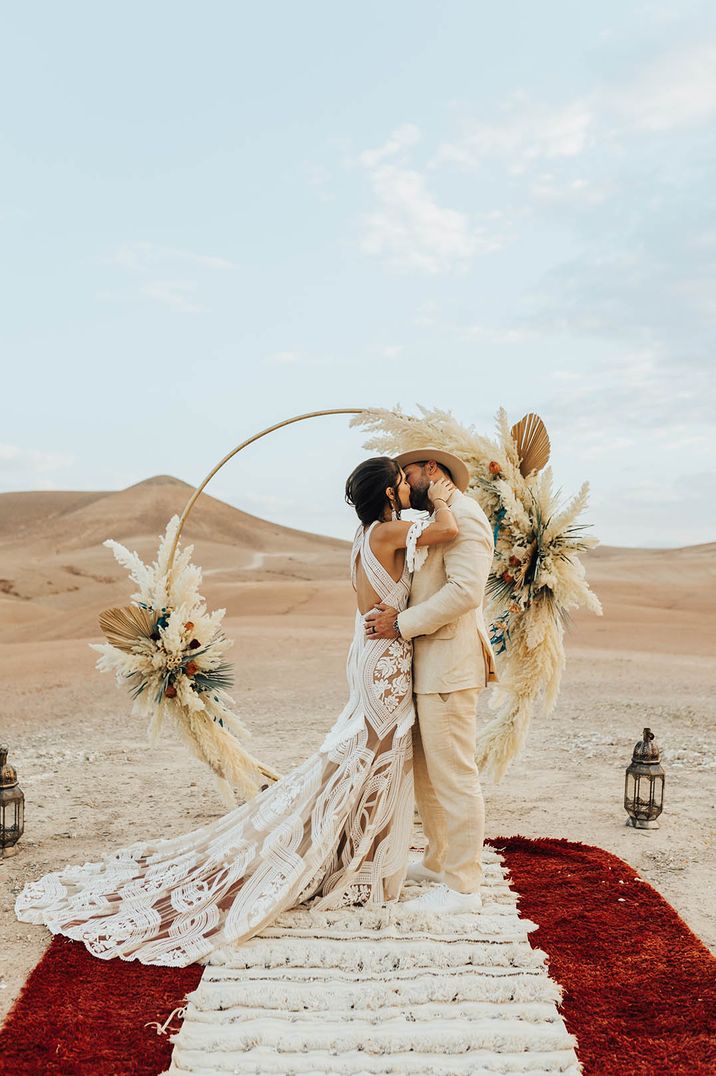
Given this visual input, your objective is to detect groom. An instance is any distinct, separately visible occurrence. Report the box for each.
[364,448,496,913]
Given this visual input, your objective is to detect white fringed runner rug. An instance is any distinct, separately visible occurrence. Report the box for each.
[167,846,580,1075]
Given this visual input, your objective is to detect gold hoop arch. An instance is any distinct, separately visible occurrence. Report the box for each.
[166,408,368,786]
[167,408,368,575]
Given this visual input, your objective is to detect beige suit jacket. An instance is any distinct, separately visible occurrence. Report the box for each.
[397,491,498,695]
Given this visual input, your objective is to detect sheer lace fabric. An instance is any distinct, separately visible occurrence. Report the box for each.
[15,520,430,967]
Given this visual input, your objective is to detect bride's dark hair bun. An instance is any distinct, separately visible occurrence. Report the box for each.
[345,456,402,525]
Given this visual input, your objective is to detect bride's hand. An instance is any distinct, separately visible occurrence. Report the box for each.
[427,477,454,506]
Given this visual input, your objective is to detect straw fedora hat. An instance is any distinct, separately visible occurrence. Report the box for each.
[394,447,471,493]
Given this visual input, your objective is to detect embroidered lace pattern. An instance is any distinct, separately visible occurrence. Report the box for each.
[15,520,431,967]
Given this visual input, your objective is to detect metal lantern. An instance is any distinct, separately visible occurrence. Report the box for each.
[0,744,25,853]
[624,727,665,829]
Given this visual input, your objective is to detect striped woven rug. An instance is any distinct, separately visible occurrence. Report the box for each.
[167,846,578,1074]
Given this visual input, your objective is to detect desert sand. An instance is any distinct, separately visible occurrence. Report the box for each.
[1,476,714,1023]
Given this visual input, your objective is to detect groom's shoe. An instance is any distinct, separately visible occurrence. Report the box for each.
[401,883,482,914]
[405,862,445,885]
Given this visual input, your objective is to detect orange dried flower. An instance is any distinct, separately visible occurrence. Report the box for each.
[488,461,501,475]
[502,571,514,584]
[185,661,198,677]
[165,684,177,698]
[184,621,194,632]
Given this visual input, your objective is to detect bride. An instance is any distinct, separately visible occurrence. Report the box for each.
[15,457,459,967]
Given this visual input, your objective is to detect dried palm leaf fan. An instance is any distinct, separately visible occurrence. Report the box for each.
[98,606,155,652]
[510,413,550,477]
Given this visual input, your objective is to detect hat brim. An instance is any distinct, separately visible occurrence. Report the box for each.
[394,448,471,493]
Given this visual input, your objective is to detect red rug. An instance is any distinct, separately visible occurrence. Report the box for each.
[494,837,716,1076]
[0,936,202,1074]
[1,838,714,1075]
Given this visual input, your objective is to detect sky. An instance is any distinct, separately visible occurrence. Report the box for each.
[2,2,715,547]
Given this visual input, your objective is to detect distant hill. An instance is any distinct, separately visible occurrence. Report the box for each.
[0,475,348,552]
[0,476,351,641]
[0,479,713,654]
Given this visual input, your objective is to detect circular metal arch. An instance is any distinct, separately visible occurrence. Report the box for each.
[167,408,368,575]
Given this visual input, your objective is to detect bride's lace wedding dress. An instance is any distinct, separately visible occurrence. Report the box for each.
[16,520,429,967]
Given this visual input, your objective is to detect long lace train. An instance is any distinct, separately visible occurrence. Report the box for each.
[15,519,428,966]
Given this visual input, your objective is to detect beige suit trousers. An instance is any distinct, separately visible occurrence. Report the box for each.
[412,688,485,893]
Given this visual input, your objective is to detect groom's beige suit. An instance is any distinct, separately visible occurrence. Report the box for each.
[396,490,497,893]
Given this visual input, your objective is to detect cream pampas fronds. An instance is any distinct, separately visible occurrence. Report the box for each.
[353,407,602,782]
[93,516,271,805]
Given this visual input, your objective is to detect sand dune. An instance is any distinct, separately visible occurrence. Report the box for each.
[0,476,351,641]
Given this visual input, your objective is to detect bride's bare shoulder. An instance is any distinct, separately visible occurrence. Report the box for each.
[369,521,412,550]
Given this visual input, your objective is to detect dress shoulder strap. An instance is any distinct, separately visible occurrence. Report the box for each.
[350,525,363,590]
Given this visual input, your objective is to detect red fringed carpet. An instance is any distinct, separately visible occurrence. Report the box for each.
[1,838,714,1075]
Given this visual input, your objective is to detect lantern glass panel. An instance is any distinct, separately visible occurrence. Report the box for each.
[0,795,24,847]
[652,777,664,810]
[636,779,652,810]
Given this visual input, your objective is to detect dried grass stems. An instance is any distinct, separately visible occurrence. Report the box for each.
[353,406,602,782]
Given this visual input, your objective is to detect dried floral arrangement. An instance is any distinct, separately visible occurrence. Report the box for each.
[353,406,602,781]
[92,517,270,805]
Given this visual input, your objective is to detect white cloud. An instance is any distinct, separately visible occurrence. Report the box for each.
[589,472,716,547]
[361,164,485,272]
[107,241,235,272]
[545,349,716,442]
[103,241,234,313]
[358,123,421,168]
[530,174,611,207]
[435,98,594,173]
[265,350,301,365]
[141,281,205,313]
[613,41,716,132]
[303,163,334,202]
[460,324,536,345]
[414,299,440,327]
[431,40,716,188]
[0,443,74,490]
[356,125,506,273]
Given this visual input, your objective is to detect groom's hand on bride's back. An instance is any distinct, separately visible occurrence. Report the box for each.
[364,603,399,640]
